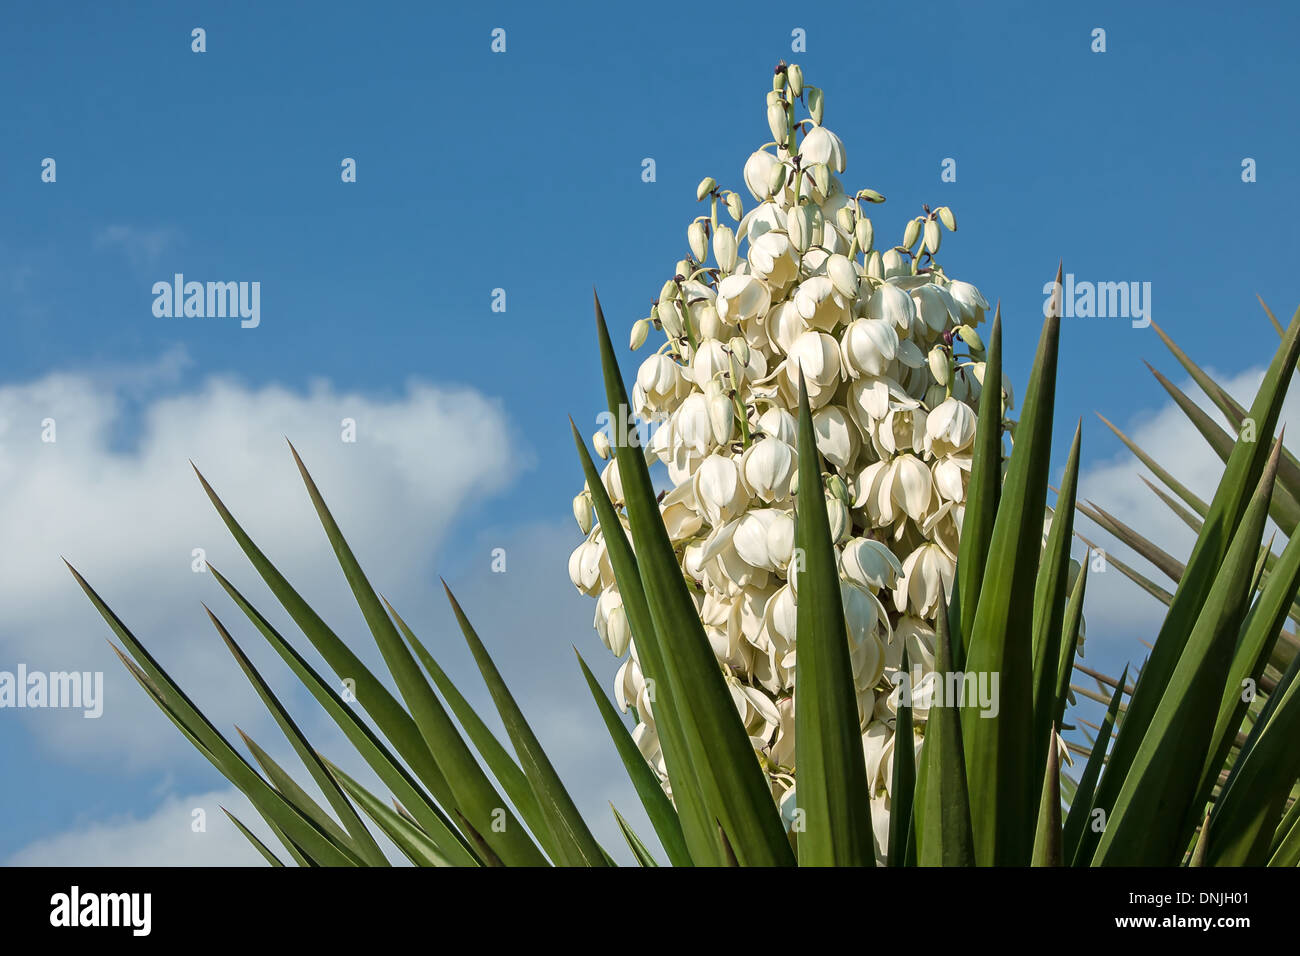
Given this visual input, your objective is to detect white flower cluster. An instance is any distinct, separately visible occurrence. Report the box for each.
[570,63,1009,858]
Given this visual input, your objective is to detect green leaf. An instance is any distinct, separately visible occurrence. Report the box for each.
[1144,361,1300,529]
[442,583,609,866]
[1189,811,1211,866]
[915,596,975,866]
[222,808,285,867]
[285,442,547,866]
[570,419,718,864]
[1232,641,1300,782]
[1073,530,1171,607]
[1086,305,1300,862]
[1094,413,1209,517]
[68,564,359,867]
[1076,498,1185,586]
[192,466,459,818]
[574,649,691,866]
[592,290,793,866]
[1095,439,1283,865]
[383,598,547,848]
[1268,796,1300,866]
[205,566,477,865]
[321,758,457,866]
[1031,422,1081,778]
[612,807,658,867]
[888,648,916,867]
[1063,665,1127,864]
[952,307,1004,666]
[1030,726,1062,866]
[236,729,369,861]
[1151,319,1300,517]
[209,607,389,866]
[1140,476,1204,534]
[1208,645,1300,865]
[793,372,875,867]
[962,289,1060,866]
[1192,520,1300,826]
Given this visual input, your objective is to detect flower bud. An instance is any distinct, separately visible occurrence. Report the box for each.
[927,345,951,386]
[903,218,921,251]
[825,495,850,543]
[706,391,734,445]
[807,86,824,125]
[688,220,708,262]
[593,429,612,460]
[573,492,593,534]
[728,335,751,370]
[772,70,786,92]
[768,161,788,195]
[864,249,883,280]
[827,253,859,299]
[674,259,692,280]
[855,217,874,253]
[858,188,886,203]
[659,278,679,303]
[713,224,738,272]
[923,218,941,254]
[787,203,815,254]
[725,191,743,221]
[787,64,804,97]
[696,176,717,201]
[937,205,957,231]
[767,101,788,143]
[925,382,948,408]
[629,318,650,350]
[826,473,850,508]
[956,325,984,353]
[881,247,909,279]
[812,164,830,198]
[656,300,684,338]
[835,206,856,235]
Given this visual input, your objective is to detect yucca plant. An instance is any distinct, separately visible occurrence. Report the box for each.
[66,285,1300,867]
[66,64,1300,867]
[1069,307,1300,864]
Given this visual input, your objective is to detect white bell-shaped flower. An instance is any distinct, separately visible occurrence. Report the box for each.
[926,397,977,457]
[739,437,796,502]
[798,125,846,172]
[840,537,903,591]
[894,542,956,617]
[840,318,899,378]
[692,453,750,526]
[743,149,781,200]
[867,283,917,333]
[717,274,772,324]
[793,275,852,332]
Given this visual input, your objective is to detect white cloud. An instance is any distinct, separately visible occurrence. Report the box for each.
[93,226,183,271]
[0,354,520,769]
[4,787,264,866]
[5,510,647,866]
[1,353,652,865]
[1075,361,1297,648]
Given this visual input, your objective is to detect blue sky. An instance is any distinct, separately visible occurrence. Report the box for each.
[1,1,1297,863]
